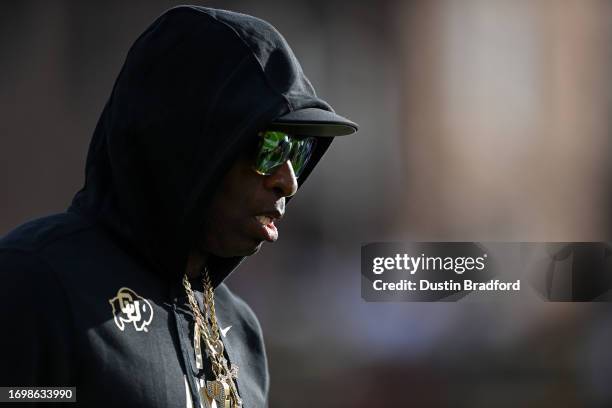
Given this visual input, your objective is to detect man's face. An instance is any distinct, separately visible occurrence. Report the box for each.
[197,149,299,257]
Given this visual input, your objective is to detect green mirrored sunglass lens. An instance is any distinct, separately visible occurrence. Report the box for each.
[254,132,291,174]
[254,132,316,177]
[291,138,316,177]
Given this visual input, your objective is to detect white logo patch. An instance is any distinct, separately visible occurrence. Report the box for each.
[220,325,232,337]
[109,287,154,332]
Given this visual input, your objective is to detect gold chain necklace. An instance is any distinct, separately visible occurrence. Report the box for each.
[183,270,242,408]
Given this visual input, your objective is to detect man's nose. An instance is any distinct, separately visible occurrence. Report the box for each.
[263,160,298,198]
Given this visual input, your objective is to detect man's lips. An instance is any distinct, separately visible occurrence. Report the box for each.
[253,212,282,242]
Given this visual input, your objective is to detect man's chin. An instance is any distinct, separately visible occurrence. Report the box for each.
[215,240,263,258]
[242,241,263,256]
[196,236,264,258]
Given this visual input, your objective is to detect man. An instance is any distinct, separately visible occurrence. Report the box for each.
[0,6,357,408]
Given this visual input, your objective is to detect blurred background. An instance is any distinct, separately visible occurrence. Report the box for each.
[2,0,612,406]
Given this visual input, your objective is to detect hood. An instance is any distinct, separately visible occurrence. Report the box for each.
[69,6,337,287]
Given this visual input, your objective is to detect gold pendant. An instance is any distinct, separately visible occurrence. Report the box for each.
[206,380,231,408]
[194,324,203,370]
[197,379,216,408]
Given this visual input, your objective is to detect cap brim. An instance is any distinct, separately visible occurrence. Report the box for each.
[270,108,358,137]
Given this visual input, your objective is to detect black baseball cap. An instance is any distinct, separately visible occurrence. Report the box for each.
[270,107,359,137]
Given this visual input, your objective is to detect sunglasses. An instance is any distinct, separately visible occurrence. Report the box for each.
[252,130,317,177]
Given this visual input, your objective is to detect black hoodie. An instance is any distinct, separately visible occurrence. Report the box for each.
[0,6,342,407]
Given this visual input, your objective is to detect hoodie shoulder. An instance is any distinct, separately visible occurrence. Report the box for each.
[0,212,94,253]
[0,248,76,386]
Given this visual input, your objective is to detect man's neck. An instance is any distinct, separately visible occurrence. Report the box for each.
[186,251,208,279]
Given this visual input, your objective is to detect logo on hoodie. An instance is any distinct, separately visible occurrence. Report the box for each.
[109,287,154,332]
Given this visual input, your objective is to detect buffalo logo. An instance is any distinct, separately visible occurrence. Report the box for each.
[109,287,154,332]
